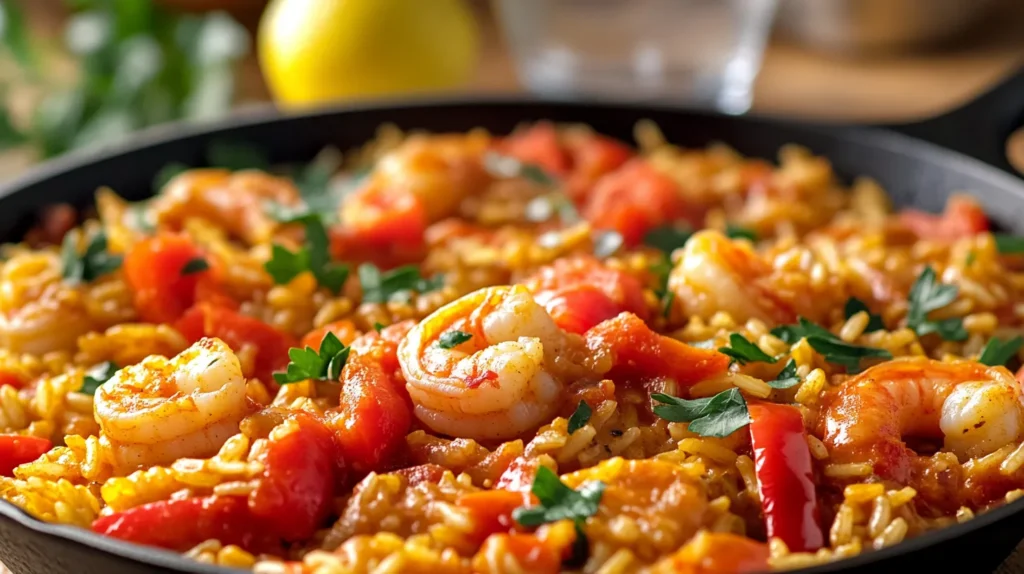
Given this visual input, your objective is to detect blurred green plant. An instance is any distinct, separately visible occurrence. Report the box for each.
[0,0,249,158]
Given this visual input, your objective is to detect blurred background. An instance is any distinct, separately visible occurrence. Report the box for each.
[0,0,1022,181]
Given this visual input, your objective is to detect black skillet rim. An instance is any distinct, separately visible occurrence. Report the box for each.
[1,95,1023,573]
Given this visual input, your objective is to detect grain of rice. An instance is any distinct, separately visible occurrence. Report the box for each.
[790,339,815,369]
[830,504,855,546]
[712,512,745,534]
[867,496,892,538]
[558,425,597,463]
[735,454,759,499]
[1007,489,1024,503]
[956,507,975,523]
[825,463,873,478]
[595,548,636,574]
[730,373,772,399]
[795,368,826,405]
[1000,441,1024,475]
[844,483,885,504]
[806,435,829,460]
[840,312,869,342]
[607,427,641,456]
[963,312,998,335]
[872,517,907,549]
[678,438,738,465]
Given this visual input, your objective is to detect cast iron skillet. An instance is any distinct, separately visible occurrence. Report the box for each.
[1,68,1023,574]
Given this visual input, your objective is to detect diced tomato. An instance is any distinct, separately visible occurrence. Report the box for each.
[123,233,231,324]
[0,435,51,477]
[325,354,412,473]
[349,320,416,388]
[662,532,770,574]
[91,495,279,553]
[331,187,428,269]
[300,320,359,350]
[565,134,633,200]
[582,160,690,246]
[0,370,25,390]
[173,304,296,384]
[249,413,344,541]
[585,313,730,387]
[899,195,989,241]
[525,254,649,333]
[498,123,572,176]
[748,402,823,552]
[456,490,531,543]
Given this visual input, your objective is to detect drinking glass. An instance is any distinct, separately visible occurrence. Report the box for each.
[492,0,778,114]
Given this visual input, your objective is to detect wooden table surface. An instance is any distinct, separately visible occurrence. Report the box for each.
[3,1,1024,573]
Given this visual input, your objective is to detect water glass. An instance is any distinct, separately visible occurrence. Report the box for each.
[492,0,778,114]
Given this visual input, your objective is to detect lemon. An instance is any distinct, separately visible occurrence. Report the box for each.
[258,0,479,107]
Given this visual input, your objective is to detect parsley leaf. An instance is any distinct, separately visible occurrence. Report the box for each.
[373,322,385,333]
[567,401,592,434]
[979,336,1024,367]
[79,361,118,395]
[272,332,351,385]
[770,317,837,344]
[650,258,675,319]
[264,215,349,294]
[512,466,604,527]
[359,263,443,304]
[180,257,209,275]
[438,330,472,349]
[483,152,557,186]
[725,226,758,242]
[644,226,693,255]
[906,266,968,341]
[767,359,801,389]
[994,234,1024,254]
[805,336,892,373]
[61,230,123,284]
[718,333,776,365]
[965,250,977,267]
[652,388,750,438]
[843,297,885,333]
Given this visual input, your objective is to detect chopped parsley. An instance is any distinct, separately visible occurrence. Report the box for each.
[725,225,758,242]
[483,152,557,186]
[979,336,1024,367]
[644,226,693,255]
[512,466,604,528]
[438,330,472,349]
[180,257,209,275]
[373,322,385,333]
[771,317,892,373]
[652,388,750,438]
[843,297,885,333]
[79,361,118,395]
[767,359,801,389]
[567,401,592,434]
[264,214,349,294]
[650,258,675,319]
[906,266,968,342]
[718,333,776,365]
[273,332,350,385]
[358,263,443,304]
[965,250,977,267]
[61,230,123,284]
[994,234,1024,254]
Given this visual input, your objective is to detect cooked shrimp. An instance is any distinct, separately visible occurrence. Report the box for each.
[398,285,583,441]
[0,252,97,354]
[345,132,491,226]
[668,230,795,325]
[94,337,249,472]
[152,169,300,245]
[819,357,1024,480]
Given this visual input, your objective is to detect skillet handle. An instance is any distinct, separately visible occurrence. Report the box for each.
[885,66,1024,176]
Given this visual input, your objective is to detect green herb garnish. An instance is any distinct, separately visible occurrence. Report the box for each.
[718,333,776,365]
[906,266,968,341]
[770,317,837,344]
[180,257,209,275]
[805,336,892,373]
[994,234,1024,254]
[438,330,472,350]
[979,336,1024,367]
[512,466,604,528]
[767,359,801,389]
[965,250,977,267]
[373,322,385,333]
[567,401,592,434]
[643,226,693,255]
[359,263,443,304]
[725,226,758,242]
[843,297,885,333]
[483,152,557,186]
[273,332,350,385]
[652,388,750,438]
[79,361,118,395]
[650,258,675,319]
[264,215,349,294]
[61,230,122,284]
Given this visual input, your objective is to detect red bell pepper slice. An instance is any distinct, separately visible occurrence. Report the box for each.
[0,435,51,477]
[747,402,823,552]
